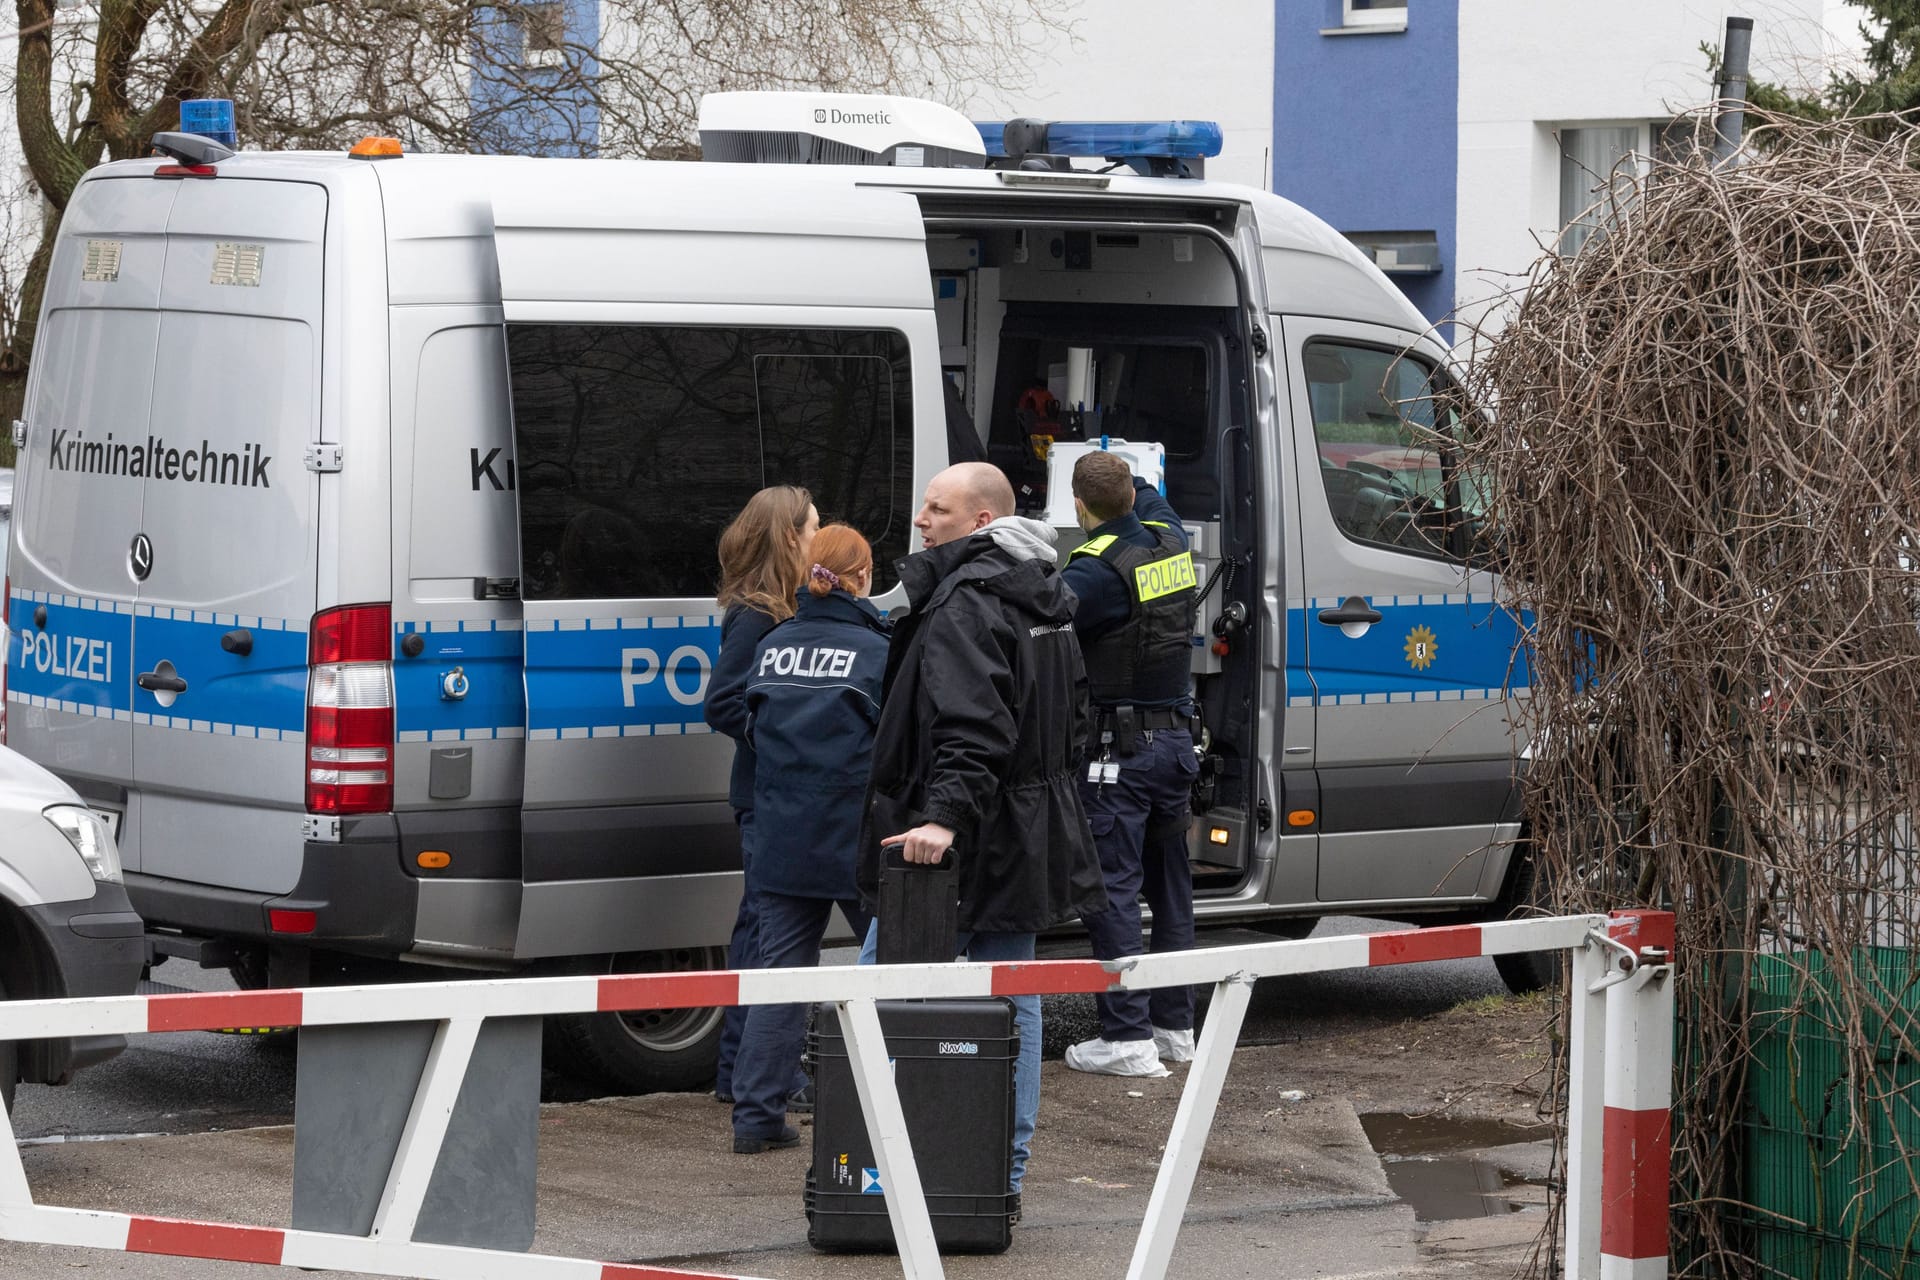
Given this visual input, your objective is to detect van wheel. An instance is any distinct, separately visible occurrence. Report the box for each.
[1491,848,1560,994]
[0,974,17,1115]
[545,947,728,1094]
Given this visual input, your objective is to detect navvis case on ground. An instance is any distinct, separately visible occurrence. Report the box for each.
[806,998,1017,1254]
[2,92,1534,1092]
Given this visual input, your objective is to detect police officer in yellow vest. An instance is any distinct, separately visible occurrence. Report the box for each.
[1059,450,1200,1078]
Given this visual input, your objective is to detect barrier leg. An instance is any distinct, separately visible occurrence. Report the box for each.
[0,1060,30,1210]
[1126,973,1254,1280]
[1565,936,1610,1278]
[835,998,943,1280]
[370,1017,482,1243]
[1601,938,1673,1280]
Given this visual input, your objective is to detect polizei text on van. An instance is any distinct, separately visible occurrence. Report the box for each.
[45,430,273,488]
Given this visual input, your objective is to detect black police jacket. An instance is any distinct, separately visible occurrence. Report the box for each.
[703,603,780,813]
[858,531,1105,934]
[745,589,893,900]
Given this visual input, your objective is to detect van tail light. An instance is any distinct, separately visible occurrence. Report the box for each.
[305,603,394,815]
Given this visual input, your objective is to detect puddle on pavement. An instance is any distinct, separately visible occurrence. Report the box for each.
[1359,1112,1553,1222]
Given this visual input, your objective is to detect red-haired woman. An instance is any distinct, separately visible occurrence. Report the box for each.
[729,524,891,1153]
[702,485,818,1106]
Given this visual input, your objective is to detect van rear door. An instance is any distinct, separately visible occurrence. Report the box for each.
[127,179,326,894]
[6,177,175,862]
[491,170,934,960]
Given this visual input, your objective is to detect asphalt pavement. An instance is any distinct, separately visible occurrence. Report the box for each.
[1,1039,1548,1279]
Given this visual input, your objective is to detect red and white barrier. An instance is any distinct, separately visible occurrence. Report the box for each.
[1599,912,1675,1280]
[0,913,1675,1280]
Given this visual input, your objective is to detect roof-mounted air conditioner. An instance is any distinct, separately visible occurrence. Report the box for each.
[697,92,987,169]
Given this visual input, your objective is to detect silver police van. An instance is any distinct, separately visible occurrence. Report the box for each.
[2,93,1532,1092]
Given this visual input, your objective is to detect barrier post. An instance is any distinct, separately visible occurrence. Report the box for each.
[835,997,944,1280]
[1600,910,1675,1280]
[1565,928,1611,1277]
[368,1016,482,1242]
[1126,973,1255,1280]
[0,1073,29,1211]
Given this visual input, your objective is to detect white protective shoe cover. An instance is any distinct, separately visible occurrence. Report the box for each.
[1152,1026,1196,1064]
[1064,1036,1169,1078]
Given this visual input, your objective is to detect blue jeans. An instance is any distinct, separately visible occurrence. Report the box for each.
[733,892,872,1139]
[1079,725,1198,1041]
[858,919,1038,1194]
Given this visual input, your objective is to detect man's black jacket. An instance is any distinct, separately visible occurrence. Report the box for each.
[858,530,1105,934]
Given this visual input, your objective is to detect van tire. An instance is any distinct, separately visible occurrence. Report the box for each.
[1491,848,1560,994]
[545,946,728,1094]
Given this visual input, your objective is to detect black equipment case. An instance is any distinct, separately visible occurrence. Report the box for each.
[805,854,1018,1254]
[805,998,1018,1253]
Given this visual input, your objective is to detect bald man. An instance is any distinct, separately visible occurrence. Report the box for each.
[856,462,1104,1217]
[911,461,1017,550]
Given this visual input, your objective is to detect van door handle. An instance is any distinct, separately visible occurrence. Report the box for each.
[136,670,189,694]
[1316,597,1382,626]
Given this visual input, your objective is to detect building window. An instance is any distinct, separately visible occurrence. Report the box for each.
[1344,0,1407,28]
[518,2,567,69]
[1557,125,1644,256]
[1342,231,1441,278]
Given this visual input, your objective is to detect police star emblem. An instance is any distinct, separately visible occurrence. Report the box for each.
[1404,624,1438,671]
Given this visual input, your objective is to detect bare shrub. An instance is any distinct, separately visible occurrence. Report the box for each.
[1457,110,1920,1274]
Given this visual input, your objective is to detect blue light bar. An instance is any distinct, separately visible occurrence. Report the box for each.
[180,98,237,148]
[975,120,1224,161]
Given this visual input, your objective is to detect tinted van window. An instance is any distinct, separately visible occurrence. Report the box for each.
[508,326,912,601]
[1305,341,1481,561]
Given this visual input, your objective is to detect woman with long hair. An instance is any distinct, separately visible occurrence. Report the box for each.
[702,485,818,1105]
[729,525,891,1153]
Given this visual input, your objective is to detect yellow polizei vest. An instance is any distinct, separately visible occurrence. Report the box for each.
[1068,521,1196,703]
[1072,525,1197,604]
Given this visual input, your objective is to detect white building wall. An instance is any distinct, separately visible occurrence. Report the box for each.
[948,0,1275,191]
[1455,0,1830,340]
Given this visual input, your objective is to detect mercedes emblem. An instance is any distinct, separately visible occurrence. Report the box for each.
[129,532,153,582]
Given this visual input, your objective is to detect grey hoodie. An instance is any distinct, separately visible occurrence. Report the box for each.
[978,515,1059,563]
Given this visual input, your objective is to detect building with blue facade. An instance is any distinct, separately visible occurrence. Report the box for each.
[1274,1,1456,324]
[476,0,1836,337]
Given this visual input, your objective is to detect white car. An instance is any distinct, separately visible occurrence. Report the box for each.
[0,742,145,1112]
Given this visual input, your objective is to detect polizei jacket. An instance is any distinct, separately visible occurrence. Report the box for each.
[745,588,892,900]
[858,521,1105,934]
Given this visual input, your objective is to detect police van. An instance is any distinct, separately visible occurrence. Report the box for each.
[2,93,1532,1092]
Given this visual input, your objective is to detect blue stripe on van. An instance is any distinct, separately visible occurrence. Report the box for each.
[7,591,134,716]
[523,615,721,739]
[6,591,310,735]
[131,611,307,734]
[1288,595,1531,705]
[394,621,526,742]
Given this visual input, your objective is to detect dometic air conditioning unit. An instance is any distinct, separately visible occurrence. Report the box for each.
[698,92,987,169]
